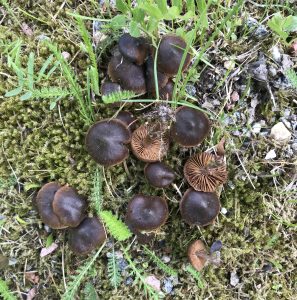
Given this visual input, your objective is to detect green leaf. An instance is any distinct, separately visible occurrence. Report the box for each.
[5,86,23,97]
[172,0,182,13]
[89,66,99,95]
[164,6,180,20]
[132,8,145,23]
[27,52,35,90]
[283,16,297,32]
[268,13,288,40]
[186,0,195,13]
[46,234,54,247]
[50,101,57,110]
[197,0,208,29]
[156,0,168,14]
[110,15,127,30]
[129,20,141,37]
[37,54,54,82]
[139,3,163,20]
[0,279,17,300]
[116,0,129,13]
[20,91,33,101]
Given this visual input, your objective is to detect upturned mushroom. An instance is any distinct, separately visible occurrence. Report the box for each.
[171,106,210,147]
[184,152,227,192]
[157,35,191,76]
[68,217,106,255]
[180,188,220,226]
[85,119,131,167]
[187,240,208,271]
[144,162,175,188]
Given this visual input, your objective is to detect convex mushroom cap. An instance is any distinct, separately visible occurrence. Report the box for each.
[157,35,191,76]
[116,111,137,132]
[68,217,106,255]
[101,81,121,96]
[188,240,207,271]
[85,119,131,167]
[131,124,169,162]
[118,33,148,65]
[184,152,227,192]
[171,106,210,147]
[126,194,169,232]
[180,188,220,226]
[144,162,175,188]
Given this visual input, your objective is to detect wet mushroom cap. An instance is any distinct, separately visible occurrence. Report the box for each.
[131,124,169,162]
[126,194,168,231]
[36,182,65,229]
[101,81,121,96]
[52,186,87,228]
[184,152,227,192]
[180,188,220,226]
[85,119,131,167]
[157,35,191,76]
[68,217,106,255]
[118,33,148,65]
[144,162,175,188]
[108,53,146,93]
[116,111,137,132]
[171,106,210,147]
[187,240,207,271]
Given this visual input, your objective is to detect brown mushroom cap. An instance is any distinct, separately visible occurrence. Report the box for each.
[36,182,65,229]
[116,111,137,132]
[131,124,169,162]
[68,217,106,255]
[188,240,207,271]
[118,33,148,65]
[108,53,146,93]
[126,194,168,231]
[184,152,227,192]
[180,188,220,226]
[145,55,169,95]
[85,119,131,167]
[159,79,174,101]
[157,35,191,76]
[171,106,210,147]
[144,162,175,188]
[101,81,121,96]
[52,186,87,228]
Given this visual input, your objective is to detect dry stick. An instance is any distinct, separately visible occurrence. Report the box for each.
[62,242,67,291]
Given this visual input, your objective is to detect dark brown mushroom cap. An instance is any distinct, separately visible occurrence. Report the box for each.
[184,152,227,192]
[131,124,169,162]
[52,186,87,228]
[118,33,148,65]
[157,35,191,76]
[145,55,169,95]
[144,162,175,188]
[101,81,121,96]
[180,188,220,226]
[171,106,210,147]
[188,240,207,271]
[116,111,137,132]
[108,53,146,93]
[36,182,65,229]
[159,79,174,100]
[85,119,131,167]
[126,194,168,231]
[68,217,106,255]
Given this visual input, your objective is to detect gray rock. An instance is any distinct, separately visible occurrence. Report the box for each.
[246,17,269,39]
[162,278,174,294]
[230,271,240,287]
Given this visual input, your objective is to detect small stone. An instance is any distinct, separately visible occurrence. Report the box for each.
[264,149,276,160]
[230,271,240,287]
[270,122,292,144]
[9,258,17,266]
[221,207,227,215]
[224,60,235,70]
[210,240,223,254]
[246,17,269,39]
[292,143,297,153]
[145,275,161,291]
[248,56,268,81]
[268,66,277,77]
[162,278,174,294]
[271,45,282,62]
[162,256,171,263]
[185,84,196,97]
[62,51,71,61]
[230,91,240,102]
[262,263,272,273]
[282,54,294,71]
[118,258,128,272]
[125,277,133,285]
[252,123,262,134]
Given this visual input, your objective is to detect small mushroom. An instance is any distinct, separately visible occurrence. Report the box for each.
[36,182,65,229]
[180,188,220,226]
[68,217,106,255]
[126,194,169,232]
[157,35,191,76]
[184,152,227,192]
[101,81,121,96]
[85,119,131,167]
[188,240,207,271]
[52,186,87,228]
[171,106,210,147]
[159,79,174,101]
[131,124,169,162]
[116,111,137,132]
[108,53,146,93]
[144,162,175,188]
[118,33,148,65]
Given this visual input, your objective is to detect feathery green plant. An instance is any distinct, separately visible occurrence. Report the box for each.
[186,265,204,289]
[99,210,132,241]
[143,246,178,277]
[89,167,103,216]
[285,68,297,89]
[102,90,136,104]
[82,282,99,300]
[0,279,17,300]
[107,245,122,289]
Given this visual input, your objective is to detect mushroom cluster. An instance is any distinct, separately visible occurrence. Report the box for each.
[36,182,106,255]
[102,33,192,100]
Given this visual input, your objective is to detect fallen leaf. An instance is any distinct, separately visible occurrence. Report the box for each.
[27,287,37,300]
[40,243,58,257]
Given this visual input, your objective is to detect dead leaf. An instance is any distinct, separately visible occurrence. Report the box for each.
[40,243,58,257]
[26,287,37,300]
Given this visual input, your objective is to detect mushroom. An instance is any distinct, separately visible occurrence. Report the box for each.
[126,194,169,232]
[157,35,191,76]
[131,124,169,162]
[85,119,131,167]
[187,240,207,271]
[116,111,137,132]
[144,162,175,188]
[118,33,148,65]
[171,106,210,147]
[52,186,87,228]
[108,52,146,94]
[101,81,121,96]
[180,188,220,226]
[159,79,174,101]
[68,217,106,255]
[184,152,227,192]
[36,182,65,229]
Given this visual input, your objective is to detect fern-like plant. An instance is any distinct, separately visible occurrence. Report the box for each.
[107,245,122,289]
[102,90,136,104]
[186,265,204,289]
[89,167,103,216]
[0,279,17,300]
[82,282,99,300]
[285,68,297,89]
